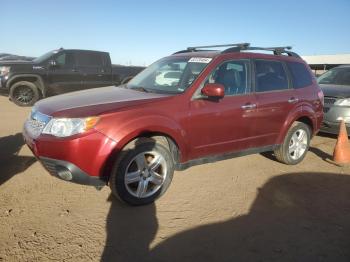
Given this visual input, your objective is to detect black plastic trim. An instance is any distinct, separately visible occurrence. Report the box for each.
[176,145,278,171]
[40,157,107,186]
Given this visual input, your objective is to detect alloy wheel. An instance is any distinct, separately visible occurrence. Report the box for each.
[124,151,167,198]
[13,85,34,104]
[289,129,308,160]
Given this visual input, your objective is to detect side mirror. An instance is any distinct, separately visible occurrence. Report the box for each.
[201,83,225,98]
[48,60,57,67]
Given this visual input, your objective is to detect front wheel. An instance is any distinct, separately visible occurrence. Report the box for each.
[9,81,40,107]
[109,139,174,205]
[274,122,311,165]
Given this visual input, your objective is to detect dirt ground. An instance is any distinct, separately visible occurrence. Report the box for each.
[0,95,349,262]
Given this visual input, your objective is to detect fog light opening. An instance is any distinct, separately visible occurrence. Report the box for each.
[56,166,73,181]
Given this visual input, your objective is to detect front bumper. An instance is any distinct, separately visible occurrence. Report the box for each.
[40,157,106,186]
[320,120,350,135]
[0,76,8,92]
[23,124,117,186]
[0,76,8,94]
[321,105,350,134]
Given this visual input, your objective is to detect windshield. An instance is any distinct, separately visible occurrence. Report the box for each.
[126,57,211,94]
[318,67,350,86]
[33,51,56,63]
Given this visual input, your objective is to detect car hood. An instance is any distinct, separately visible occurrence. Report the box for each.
[319,84,350,98]
[0,61,34,66]
[34,86,171,118]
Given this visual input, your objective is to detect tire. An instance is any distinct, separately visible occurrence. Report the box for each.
[109,138,174,206]
[274,121,311,165]
[9,81,40,107]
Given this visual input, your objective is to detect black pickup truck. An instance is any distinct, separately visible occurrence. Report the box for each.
[0,48,144,106]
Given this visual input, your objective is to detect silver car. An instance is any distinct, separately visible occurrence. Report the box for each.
[318,65,350,134]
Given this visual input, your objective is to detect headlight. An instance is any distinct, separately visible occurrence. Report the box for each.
[42,117,99,137]
[0,66,10,76]
[336,98,350,106]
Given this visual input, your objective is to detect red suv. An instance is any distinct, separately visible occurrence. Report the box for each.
[23,43,324,205]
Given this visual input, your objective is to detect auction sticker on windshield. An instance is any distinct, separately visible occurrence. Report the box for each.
[188,57,212,63]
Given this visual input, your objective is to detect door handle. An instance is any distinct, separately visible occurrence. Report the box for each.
[241,103,257,110]
[288,97,299,103]
[71,69,79,72]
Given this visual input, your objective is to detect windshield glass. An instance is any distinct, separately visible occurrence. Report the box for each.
[33,51,56,63]
[318,67,350,85]
[126,57,211,94]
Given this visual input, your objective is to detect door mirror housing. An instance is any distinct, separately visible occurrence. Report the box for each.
[48,60,57,67]
[201,83,225,98]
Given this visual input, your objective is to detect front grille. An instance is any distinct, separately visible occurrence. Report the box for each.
[324,97,337,105]
[24,110,51,138]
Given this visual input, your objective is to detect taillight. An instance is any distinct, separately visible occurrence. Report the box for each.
[318,89,324,106]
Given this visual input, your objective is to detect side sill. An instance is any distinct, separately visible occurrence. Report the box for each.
[175,144,279,171]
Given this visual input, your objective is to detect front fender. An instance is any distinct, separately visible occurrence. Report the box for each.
[7,74,46,96]
[96,114,189,162]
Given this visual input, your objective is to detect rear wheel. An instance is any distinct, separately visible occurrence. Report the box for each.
[9,81,40,107]
[274,122,311,165]
[109,138,174,205]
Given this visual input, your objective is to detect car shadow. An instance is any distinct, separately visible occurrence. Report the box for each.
[101,195,157,261]
[260,151,276,161]
[0,90,9,97]
[101,136,159,261]
[0,133,36,185]
[309,146,333,161]
[317,132,338,139]
[261,146,334,163]
[102,172,350,261]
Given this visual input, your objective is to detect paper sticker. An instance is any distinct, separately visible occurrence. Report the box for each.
[188,57,212,63]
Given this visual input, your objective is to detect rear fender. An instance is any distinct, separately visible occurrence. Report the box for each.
[276,105,317,144]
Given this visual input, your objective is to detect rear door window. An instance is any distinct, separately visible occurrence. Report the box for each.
[287,61,313,89]
[75,51,104,67]
[255,60,289,92]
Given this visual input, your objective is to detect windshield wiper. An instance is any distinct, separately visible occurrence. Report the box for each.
[129,86,150,93]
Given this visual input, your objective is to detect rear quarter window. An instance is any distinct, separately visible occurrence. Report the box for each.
[287,61,313,89]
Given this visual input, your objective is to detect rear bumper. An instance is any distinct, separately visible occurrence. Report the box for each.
[40,157,107,186]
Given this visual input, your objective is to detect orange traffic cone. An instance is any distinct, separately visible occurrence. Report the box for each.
[333,120,350,164]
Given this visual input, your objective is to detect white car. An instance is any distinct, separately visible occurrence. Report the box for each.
[155,71,182,86]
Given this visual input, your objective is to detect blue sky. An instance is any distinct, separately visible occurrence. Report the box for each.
[2,0,350,65]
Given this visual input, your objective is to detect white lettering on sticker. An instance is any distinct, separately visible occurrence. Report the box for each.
[188,57,212,63]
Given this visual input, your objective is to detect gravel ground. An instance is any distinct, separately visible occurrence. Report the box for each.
[0,95,349,262]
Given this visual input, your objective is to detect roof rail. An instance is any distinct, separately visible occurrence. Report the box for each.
[187,43,250,51]
[173,43,250,54]
[173,43,300,58]
[222,45,300,58]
